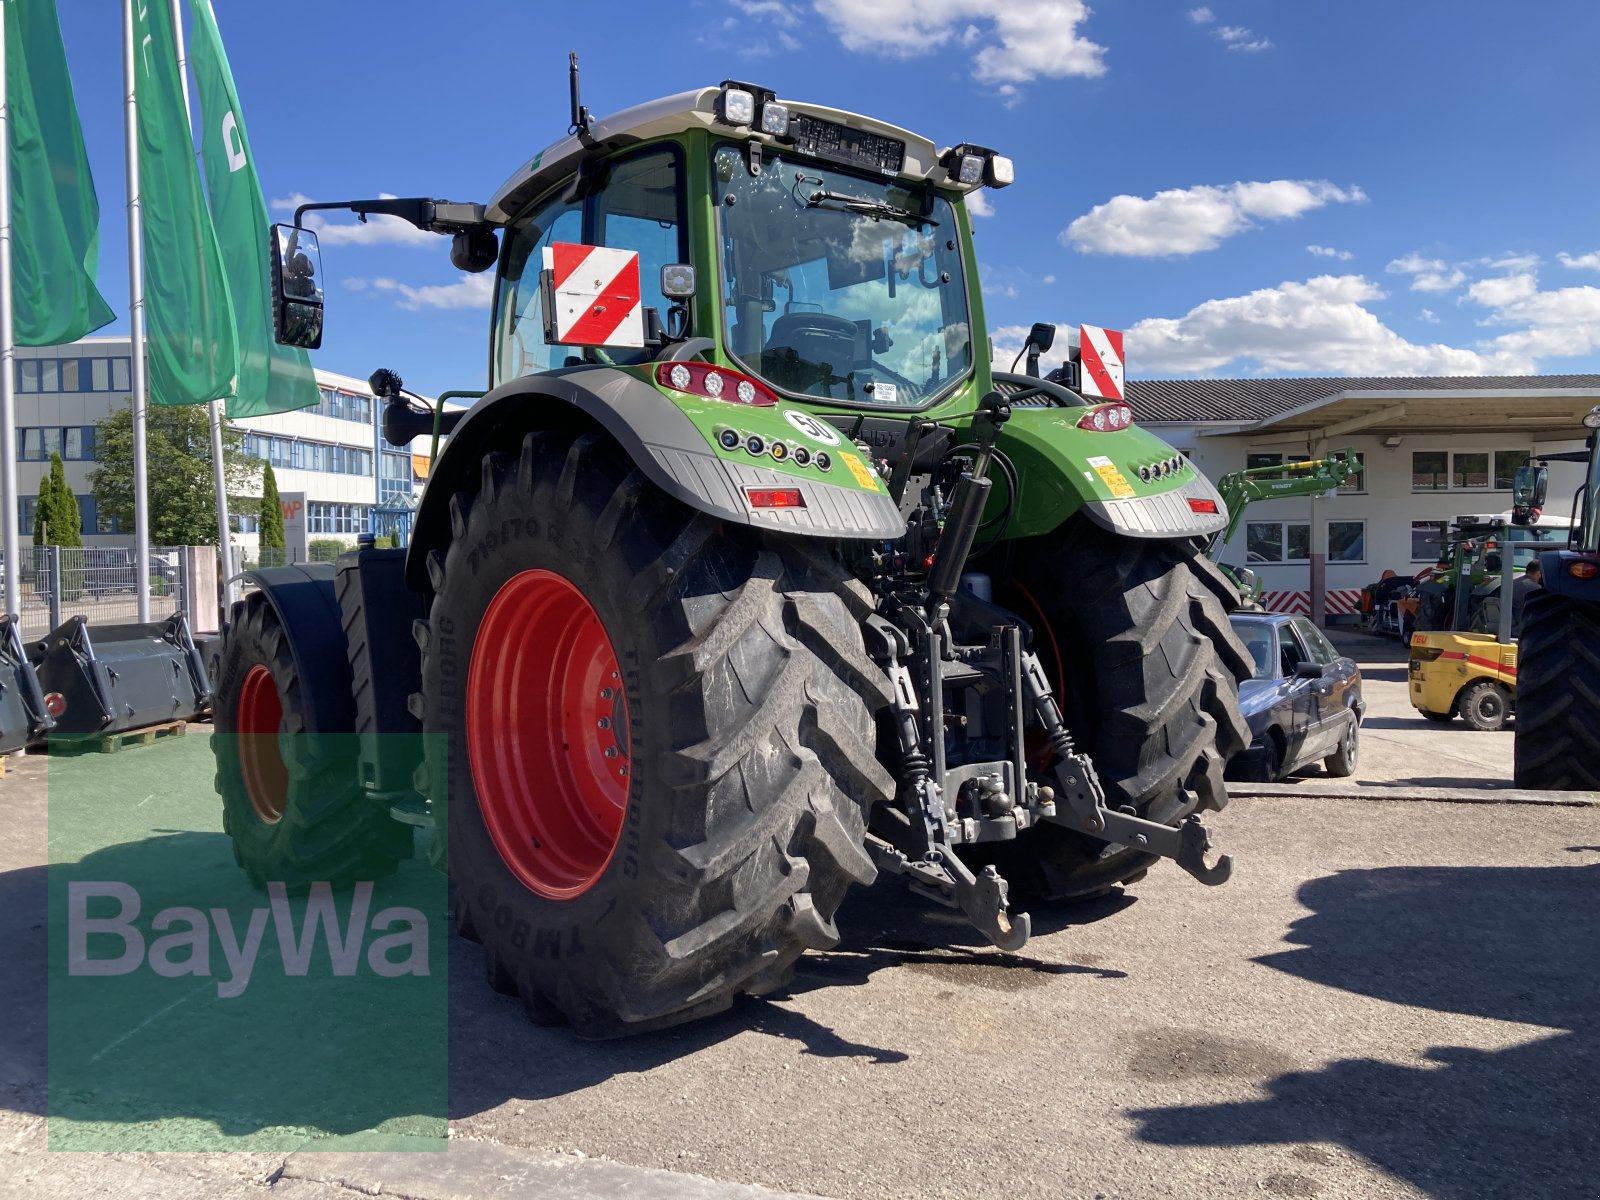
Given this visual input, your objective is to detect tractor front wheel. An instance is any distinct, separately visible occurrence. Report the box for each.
[1515,590,1600,787]
[418,430,894,1036]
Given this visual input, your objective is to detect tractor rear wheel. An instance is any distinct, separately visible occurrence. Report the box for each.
[418,430,893,1037]
[973,519,1252,902]
[1515,589,1600,788]
[212,592,414,890]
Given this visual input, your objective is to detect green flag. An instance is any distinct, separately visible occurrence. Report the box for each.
[187,0,316,418]
[5,0,116,346]
[132,0,236,406]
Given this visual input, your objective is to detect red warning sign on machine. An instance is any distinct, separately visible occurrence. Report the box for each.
[1079,324,1125,401]
[541,242,644,348]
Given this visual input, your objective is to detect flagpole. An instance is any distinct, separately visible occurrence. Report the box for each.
[168,0,234,613]
[0,3,20,619]
[122,0,151,623]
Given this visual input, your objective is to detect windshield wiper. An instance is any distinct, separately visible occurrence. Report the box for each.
[804,188,938,228]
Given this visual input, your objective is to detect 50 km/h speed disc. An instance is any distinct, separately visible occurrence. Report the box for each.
[466,569,631,901]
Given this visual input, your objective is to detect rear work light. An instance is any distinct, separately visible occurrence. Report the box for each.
[1569,560,1600,580]
[1076,403,1134,431]
[746,488,805,509]
[655,362,778,407]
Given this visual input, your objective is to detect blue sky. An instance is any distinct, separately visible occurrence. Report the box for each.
[56,0,1600,399]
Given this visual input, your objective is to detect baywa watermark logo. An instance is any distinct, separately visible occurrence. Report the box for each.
[68,880,430,998]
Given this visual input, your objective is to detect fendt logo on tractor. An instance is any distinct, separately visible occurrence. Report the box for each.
[217,60,1251,1037]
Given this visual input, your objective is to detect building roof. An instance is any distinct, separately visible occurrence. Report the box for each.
[1129,375,1600,425]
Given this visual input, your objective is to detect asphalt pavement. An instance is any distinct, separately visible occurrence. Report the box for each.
[2,634,1597,1200]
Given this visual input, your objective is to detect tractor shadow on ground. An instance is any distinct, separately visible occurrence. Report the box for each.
[445,877,1136,1117]
[0,830,449,1145]
[1129,861,1600,1200]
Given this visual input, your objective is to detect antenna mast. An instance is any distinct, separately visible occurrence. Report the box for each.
[568,52,594,144]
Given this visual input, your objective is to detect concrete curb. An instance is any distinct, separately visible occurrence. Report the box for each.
[1229,782,1599,806]
[277,1140,829,1200]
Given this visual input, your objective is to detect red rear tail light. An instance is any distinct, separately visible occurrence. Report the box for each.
[656,362,778,406]
[746,488,805,509]
[1076,403,1134,431]
[1569,560,1600,580]
[1188,498,1219,514]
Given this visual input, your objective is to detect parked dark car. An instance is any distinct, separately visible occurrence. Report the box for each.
[1225,612,1365,782]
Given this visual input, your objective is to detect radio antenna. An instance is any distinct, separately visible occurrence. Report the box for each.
[568,52,594,144]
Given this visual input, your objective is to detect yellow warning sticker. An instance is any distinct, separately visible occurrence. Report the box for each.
[1093,462,1135,498]
[842,451,883,492]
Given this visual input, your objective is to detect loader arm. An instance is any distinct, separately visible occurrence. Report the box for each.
[1208,448,1363,558]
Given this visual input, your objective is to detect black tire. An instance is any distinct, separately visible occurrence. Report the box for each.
[1456,679,1511,732]
[970,519,1252,902]
[212,592,414,890]
[418,430,894,1037]
[1324,714,1359,776]
[1515,589,1600,788]
[1421,710,1455,724]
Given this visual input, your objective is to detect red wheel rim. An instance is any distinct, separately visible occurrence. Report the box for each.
[237,664,288,824]
[467,569,630,900]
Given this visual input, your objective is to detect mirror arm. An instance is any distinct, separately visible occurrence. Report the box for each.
[291,197,489,235]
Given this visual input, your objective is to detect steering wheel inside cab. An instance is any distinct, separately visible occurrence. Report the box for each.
[761,312,868,399]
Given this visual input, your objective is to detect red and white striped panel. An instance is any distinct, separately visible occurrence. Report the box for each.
[1324,589,1363,615]
[542,242,643,348]
[1259,590,1310,615]
[1078,324,1124,401]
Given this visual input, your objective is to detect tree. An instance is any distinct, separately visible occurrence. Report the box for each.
[259,461,284,552]
[31,461,56,546]
[91,401,259,545]
[47,453,81,547]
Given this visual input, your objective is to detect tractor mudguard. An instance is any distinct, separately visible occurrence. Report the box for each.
[1537,549,1600,601]
[994,409,1230,541]
[234,564,351,731]
[404,366,905,591]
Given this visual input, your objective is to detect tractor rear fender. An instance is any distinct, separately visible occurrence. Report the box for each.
[404,367,905,591]
[995,411,1230,541]
[235,564,352,731]
[1537,549,1600,602]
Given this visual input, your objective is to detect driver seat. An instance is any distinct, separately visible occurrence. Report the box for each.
[763,312,859,373]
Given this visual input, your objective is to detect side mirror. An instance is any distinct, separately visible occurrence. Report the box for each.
[1511,464,1548,525]
[1294,661,1325,679]
[451,227,499,273]
[269,223,324,349]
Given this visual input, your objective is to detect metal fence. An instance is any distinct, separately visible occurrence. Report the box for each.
[1,546,205,640]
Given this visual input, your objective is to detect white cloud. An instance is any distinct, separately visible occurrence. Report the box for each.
[1466,272,1538,308]
[811,0,1108,85]
[1214,24,1271,51]
[731,0,800,25]
[1385,253,1466,293]
[1126,275,1527,376]
[966,190,995,218]
[1307,244,1353,261]
[1042,274,1056,284]
[270,192,438,249]
[1063,180,1365,257]
[1475,284,1600,363]
[1559,250,1600,271]
[1419,308,1439,324]
[1486,252,1539,272]
[342,277,369,292]
[370,274,494,311]
[1188,6,1215,23]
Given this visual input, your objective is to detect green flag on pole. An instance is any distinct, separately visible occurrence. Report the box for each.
[187,0,316,418]
[132,0,236,406]
[5,0,116,346]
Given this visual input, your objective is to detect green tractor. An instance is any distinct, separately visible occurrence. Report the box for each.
[214,70,1250,1036]
[1206,450,1362,605]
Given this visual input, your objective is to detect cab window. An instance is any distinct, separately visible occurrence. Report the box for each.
[492,145,686,385]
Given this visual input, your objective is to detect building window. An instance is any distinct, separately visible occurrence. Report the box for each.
[1247,521,1311,563]
[1246,452,1283,471]
[1412,520,1447,562]
[40,359,58,392]
[91,358,109,390]
[19,497,36,535]
[112,357,131,391]
[1329,520,1366,562]
[59,359,80,391]
[17,360,38,393]
[1413,449,1525,491]
[1494,449,1531,490]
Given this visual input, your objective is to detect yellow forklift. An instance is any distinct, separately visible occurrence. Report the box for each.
[1408,486,1552,731]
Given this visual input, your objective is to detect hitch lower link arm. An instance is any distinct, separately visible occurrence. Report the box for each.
[1018,653,1233,887]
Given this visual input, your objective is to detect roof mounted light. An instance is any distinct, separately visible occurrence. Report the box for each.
[940,142,1014,189]
[719,80,785,134]
[1584,404,1600,430]
[760,102,790,137]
